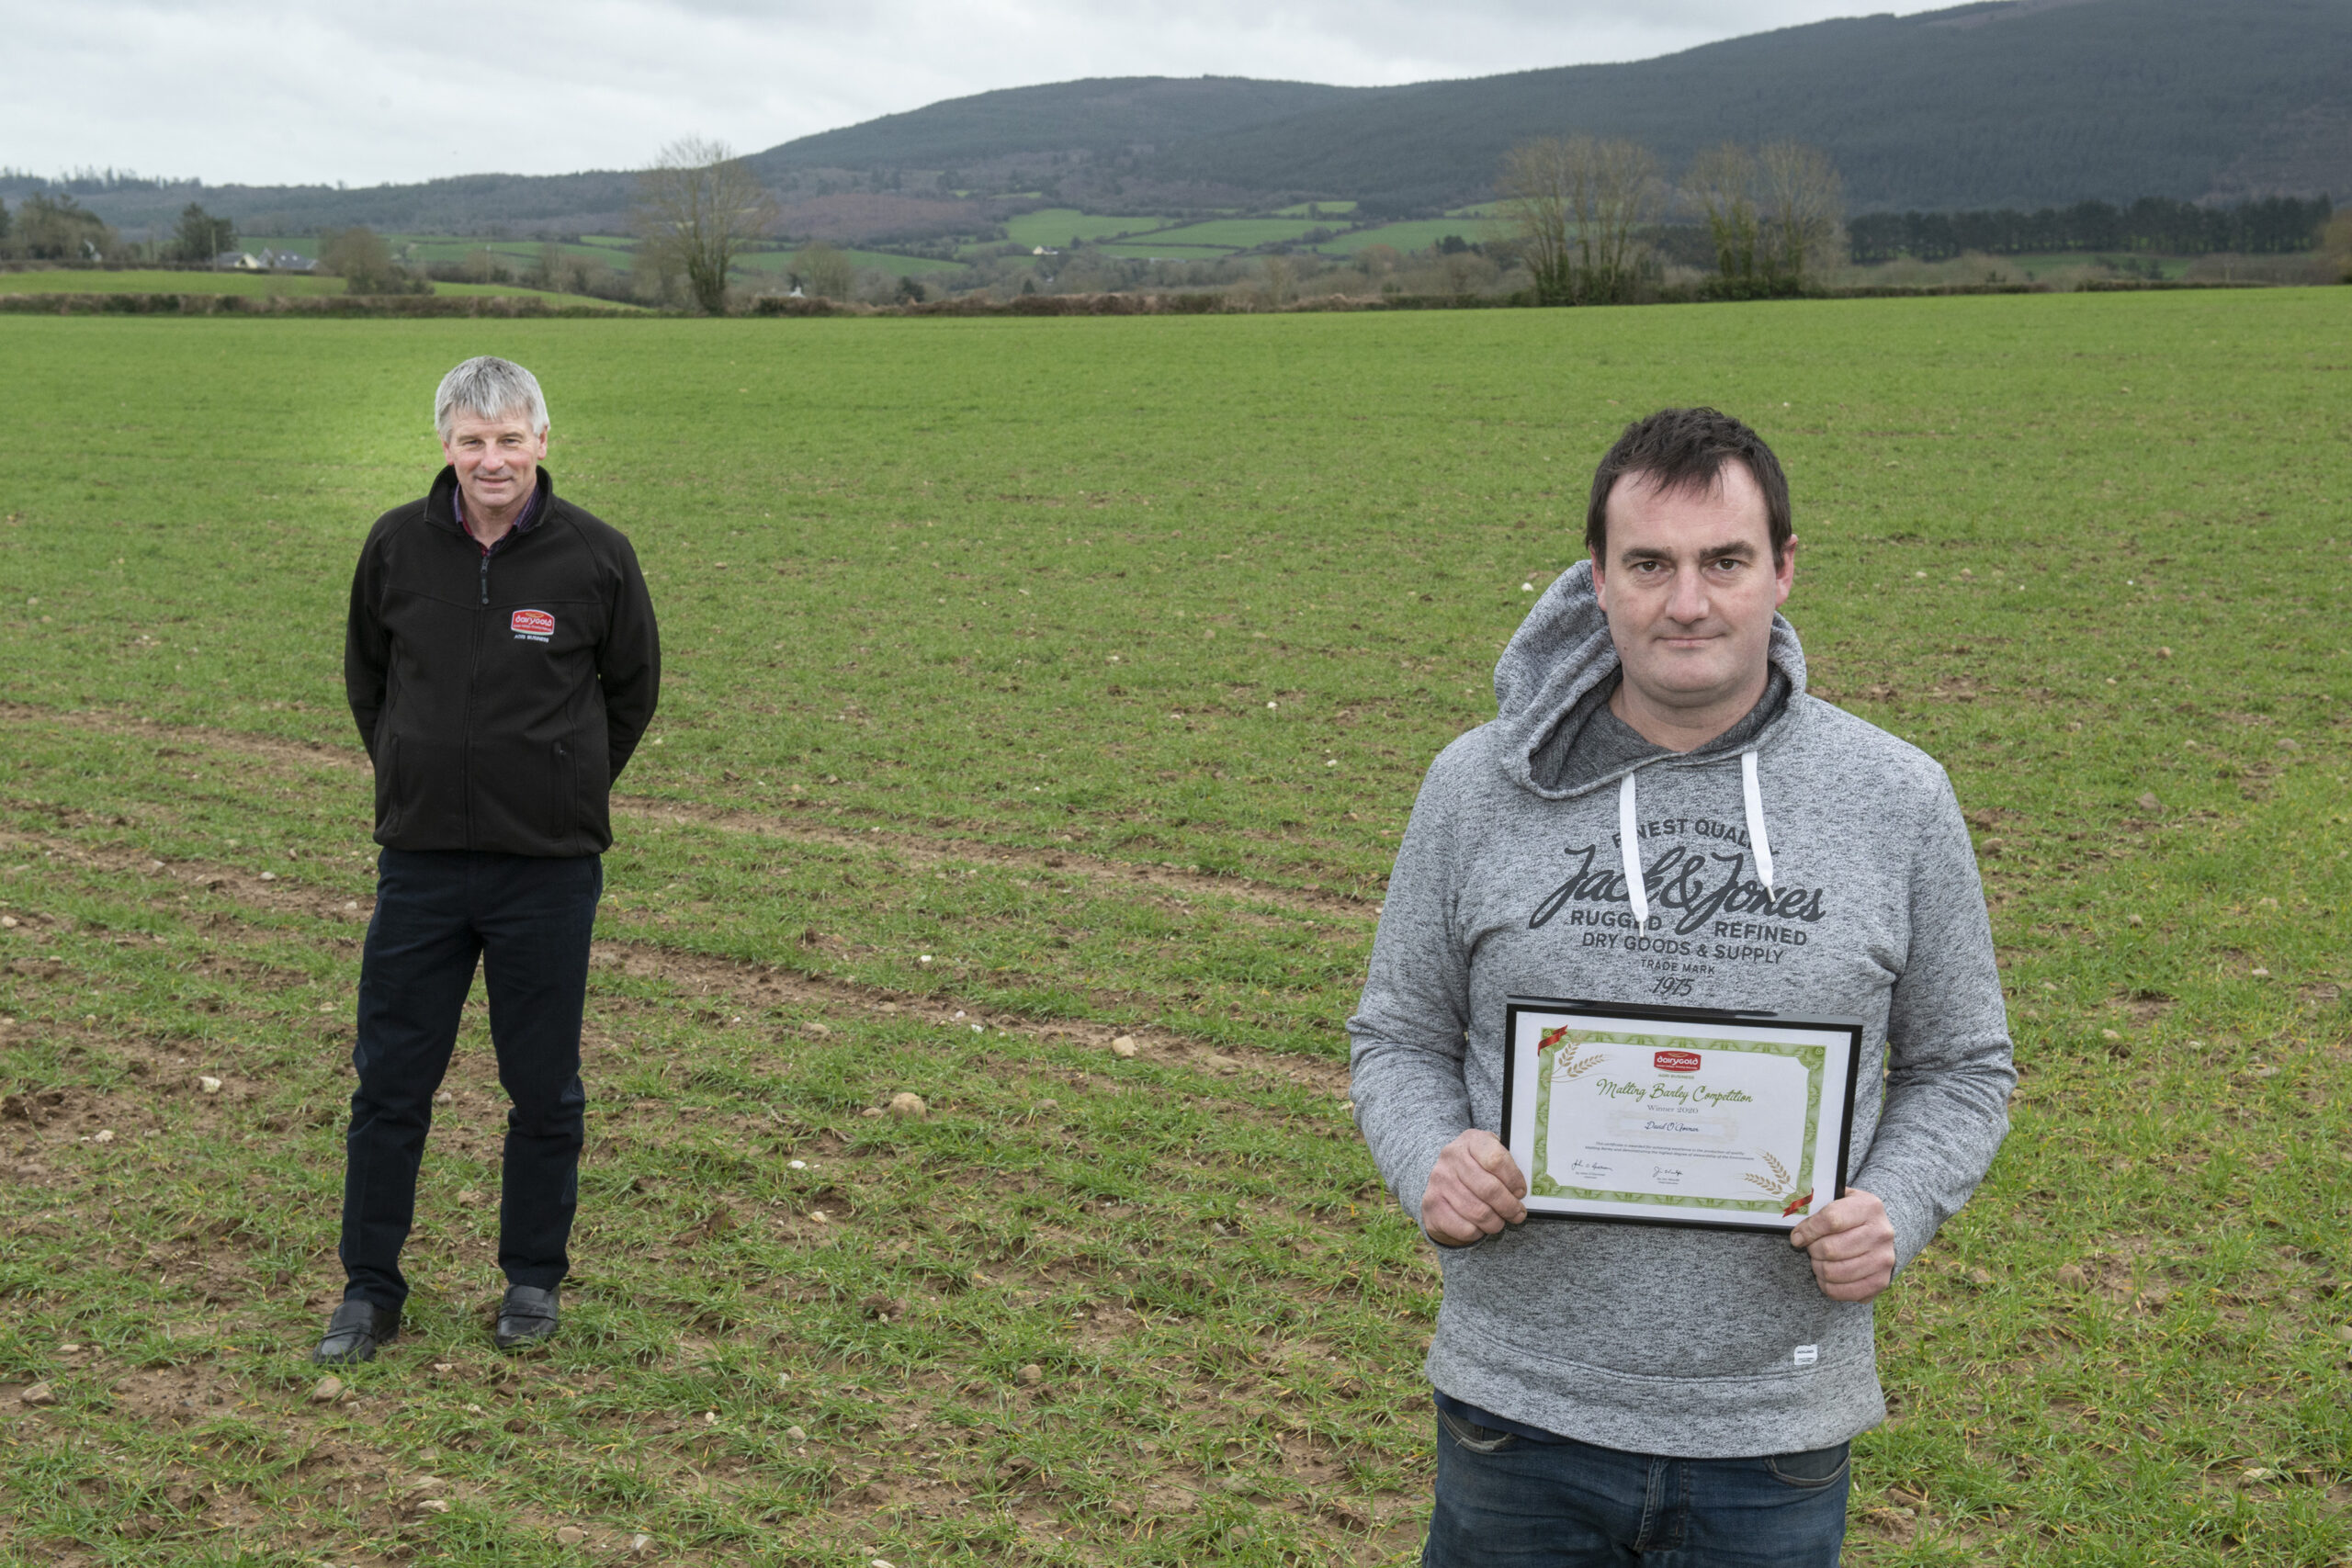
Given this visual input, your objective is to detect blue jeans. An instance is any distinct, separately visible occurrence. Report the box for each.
[340,849,603,1312]
[1423,1406,1849,1567]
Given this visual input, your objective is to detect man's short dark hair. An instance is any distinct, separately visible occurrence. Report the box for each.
[1586,407,1792,565]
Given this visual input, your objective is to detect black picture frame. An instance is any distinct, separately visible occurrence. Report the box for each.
[1497,995,1866,1235]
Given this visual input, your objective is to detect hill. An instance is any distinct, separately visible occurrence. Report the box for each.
[12,0,2344,241]
[747,75,1371,175]
[0,170,642,243]
[1141,0,2352,210]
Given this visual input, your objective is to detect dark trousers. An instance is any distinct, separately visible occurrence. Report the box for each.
[1423,1406,1850,1567]
[340,848,603,1313]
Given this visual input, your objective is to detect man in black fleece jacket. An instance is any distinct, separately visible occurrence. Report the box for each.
[318,355,660,1364]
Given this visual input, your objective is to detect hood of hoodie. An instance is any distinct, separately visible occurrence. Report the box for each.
[1489,558,1810,801]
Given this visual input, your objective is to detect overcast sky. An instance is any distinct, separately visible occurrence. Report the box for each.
[6,0,1949,188]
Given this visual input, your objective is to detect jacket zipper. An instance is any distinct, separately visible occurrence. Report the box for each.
[465,544,488,846]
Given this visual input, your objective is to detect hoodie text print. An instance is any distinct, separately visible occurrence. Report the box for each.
[1348,560,2014,1457]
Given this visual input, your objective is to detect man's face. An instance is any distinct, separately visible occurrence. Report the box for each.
[1591,461,1795,715]
[441,407,548,519]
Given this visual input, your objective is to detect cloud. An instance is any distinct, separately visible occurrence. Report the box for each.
[0,0,1946,186]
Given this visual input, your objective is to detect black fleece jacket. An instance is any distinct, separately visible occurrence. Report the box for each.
[345,467,661,857]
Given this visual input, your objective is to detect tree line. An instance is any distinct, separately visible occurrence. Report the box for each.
[0,196,241,265]
[1849,196,2333,263]
[1497,137,1845,305]
[0,193,121,262]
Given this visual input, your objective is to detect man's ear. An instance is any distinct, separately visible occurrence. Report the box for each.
[1591,555,1608,613]
[1774,535,1798,606]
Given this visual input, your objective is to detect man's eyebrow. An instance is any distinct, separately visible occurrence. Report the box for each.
[1616,540,1758,564]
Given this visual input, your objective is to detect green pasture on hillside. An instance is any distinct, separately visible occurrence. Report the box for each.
[1091,243,1237,261]
[1272,202,1358,218]
[1001,210,1170,250]
[1,292,2349,1565]
[1123,220,1329,251]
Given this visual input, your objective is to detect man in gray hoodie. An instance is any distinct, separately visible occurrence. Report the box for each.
[1349,407,2013,1564]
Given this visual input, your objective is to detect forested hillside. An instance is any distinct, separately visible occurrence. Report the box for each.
[1143,0,2352,209]
[748,76,1368,177]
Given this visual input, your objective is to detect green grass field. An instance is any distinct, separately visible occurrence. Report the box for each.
[0,269,639,310]
[1,291,2348,1565]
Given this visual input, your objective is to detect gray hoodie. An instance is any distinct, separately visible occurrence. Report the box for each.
[1348,561,2013,1457]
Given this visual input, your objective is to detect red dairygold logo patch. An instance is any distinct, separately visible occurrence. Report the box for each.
[1654,1050,1702,1073]
[511,609,555,640]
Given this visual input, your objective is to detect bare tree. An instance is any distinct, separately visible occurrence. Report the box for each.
[1498,136,1662,305]
[321,226,424,294]
[1682,143,1761,290]
[2324,209,2352,284]
[1757,141,1845,288]
[793,241,855,301]
[1684,141,1843,294]
[634,137,777,314]
[1259,253,1297,305]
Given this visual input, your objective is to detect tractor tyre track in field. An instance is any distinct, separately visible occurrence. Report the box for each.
[0,704,1381,923]
[0,827,1352,1100]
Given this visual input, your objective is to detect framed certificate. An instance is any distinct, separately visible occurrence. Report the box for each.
[1499,997,1863,1235]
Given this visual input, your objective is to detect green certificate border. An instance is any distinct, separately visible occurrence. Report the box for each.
[1530,1029,1824,1213]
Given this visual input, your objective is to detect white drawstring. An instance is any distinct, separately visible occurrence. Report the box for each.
[1741,750,1775,892]
[1618,773,1648,925]
[1618,749,1775,928]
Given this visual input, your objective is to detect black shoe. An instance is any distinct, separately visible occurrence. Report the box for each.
[313,1298,400,1364]
[494,1284,560,1351]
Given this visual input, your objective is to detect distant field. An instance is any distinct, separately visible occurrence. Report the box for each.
[1091,243,1241,261]
[239,236,631,272]
[1840,252,2201,287]
[1136,219,1328,250]
[238,234,964,282]
[0,269,631,310]
[1319,219,1504,255]
[1,293,2348,1565]
[0,268,351,297]
[1274,201,1358,217]
[1002,209,1170,250]
[735,248,966,278]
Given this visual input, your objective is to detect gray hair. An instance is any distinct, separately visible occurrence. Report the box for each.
[434,355,549,440]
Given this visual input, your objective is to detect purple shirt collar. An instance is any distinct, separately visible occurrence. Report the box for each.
[452,473,546,555]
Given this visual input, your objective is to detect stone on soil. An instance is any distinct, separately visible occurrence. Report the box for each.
[888,1091,926,1117]
[309,1376,344,1403]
